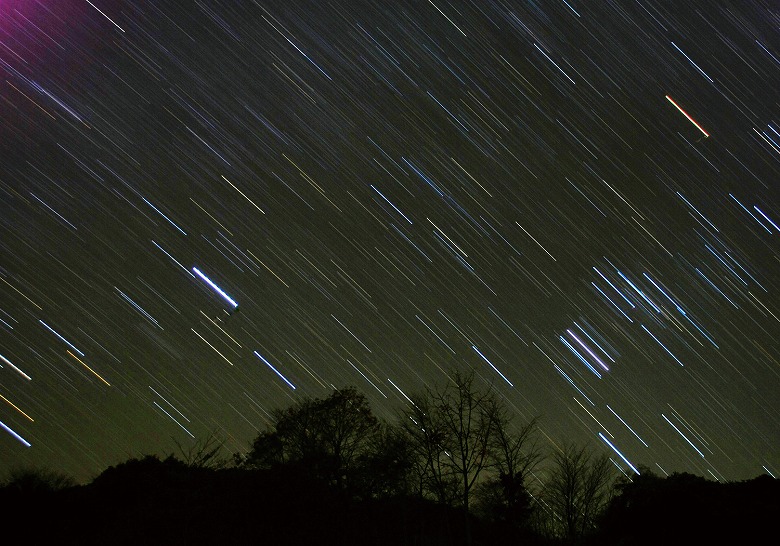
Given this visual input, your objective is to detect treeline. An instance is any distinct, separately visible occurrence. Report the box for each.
[1,372,777,545]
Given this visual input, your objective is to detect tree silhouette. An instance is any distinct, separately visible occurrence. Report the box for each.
[243,429,285,468]
[317,386,381,487]
[543,442,616,542]
[244,386,380,490]
[1,467,76,494]
[399,370,545,544]
[401,385,460,505]
[475,415,541,531]
[401,370,500,514]
[173,429,230,469]
[351,422,417,499]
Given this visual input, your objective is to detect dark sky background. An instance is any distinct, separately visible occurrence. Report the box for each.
[1,0,778,484]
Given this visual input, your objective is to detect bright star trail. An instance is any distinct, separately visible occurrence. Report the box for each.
[665,95,711,138]
[192,267,239,309]
[254,351,297,390]
[0,0,778,484]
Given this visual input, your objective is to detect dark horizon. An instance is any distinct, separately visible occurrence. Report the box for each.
[1,0,779,484]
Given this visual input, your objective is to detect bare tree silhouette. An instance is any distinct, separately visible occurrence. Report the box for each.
[173,429,230,469]
[2,467,76,493]
[544,442,616,541]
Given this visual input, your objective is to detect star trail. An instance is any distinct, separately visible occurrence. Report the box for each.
[0,0,778,483]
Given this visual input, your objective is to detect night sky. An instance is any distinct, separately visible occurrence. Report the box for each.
[1,0,778,484]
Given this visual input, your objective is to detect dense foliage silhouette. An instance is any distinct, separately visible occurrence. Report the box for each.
[596,469,780,545]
